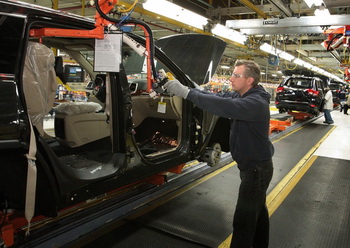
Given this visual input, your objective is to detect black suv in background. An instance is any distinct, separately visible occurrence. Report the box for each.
[275,75,325,116]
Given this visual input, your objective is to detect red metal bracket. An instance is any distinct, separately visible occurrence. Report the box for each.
[30,26,105,39]
[29,0,155,91]
[146,163,186,185]
[30,0,117,39]
[269,119,292,134]
[288,111,314,121]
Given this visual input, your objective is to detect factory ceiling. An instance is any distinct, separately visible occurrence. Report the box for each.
[20,0,350,83]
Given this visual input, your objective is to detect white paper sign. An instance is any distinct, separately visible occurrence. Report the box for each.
[94,33,122,72]
[157,97,166,113]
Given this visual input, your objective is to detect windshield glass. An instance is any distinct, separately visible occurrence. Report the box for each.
[284,78,312,89]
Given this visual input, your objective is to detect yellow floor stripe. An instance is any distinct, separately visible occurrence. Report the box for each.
[267,125,335,215]
[219,125,336,247]
[267,155,318,216]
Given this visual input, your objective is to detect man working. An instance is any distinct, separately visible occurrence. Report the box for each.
[164,59,274,248]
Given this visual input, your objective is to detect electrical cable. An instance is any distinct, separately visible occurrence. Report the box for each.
[326,34,342,51]
[118,0,138,13]
[116,8,134,27]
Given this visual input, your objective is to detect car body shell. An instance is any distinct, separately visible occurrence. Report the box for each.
[275,75,326,115]
[0,0,230,224]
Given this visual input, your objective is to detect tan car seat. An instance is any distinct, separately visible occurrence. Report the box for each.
[23,41,57,137]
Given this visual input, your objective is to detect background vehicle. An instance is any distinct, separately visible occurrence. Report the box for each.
[0,0,230,243]
[275,75,325,116]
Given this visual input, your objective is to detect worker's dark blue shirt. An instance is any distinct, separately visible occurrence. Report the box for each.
[186,85,274,170]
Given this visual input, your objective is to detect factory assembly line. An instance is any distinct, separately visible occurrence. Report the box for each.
[0,0,349,247]
[0,0,230,246]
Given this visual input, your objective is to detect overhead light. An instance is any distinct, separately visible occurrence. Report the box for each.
[260,43,278,55]
[279,51,295,61]
[212,24,247,45]
[143,0,208,30]
[293,58,306,66]
[260,43,294,61]
[220,65,230,69]
[304,0,324,8]
[304,62,313,69]
[314,6,330,17]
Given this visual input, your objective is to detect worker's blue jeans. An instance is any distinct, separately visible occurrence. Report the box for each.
[324,109,334,123]
[230,161,273,248]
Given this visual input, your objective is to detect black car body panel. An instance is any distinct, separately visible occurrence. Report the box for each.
[0,0,230,229]
[155,34,227,85]
[275,75,325,115]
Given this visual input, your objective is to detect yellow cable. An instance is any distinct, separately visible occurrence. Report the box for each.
[118,0,138,13]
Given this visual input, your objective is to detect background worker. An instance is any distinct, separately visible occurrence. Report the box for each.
[343,90,350,115]
[164,60,274,248]
[323,87,334,124]
[338,86,347,112]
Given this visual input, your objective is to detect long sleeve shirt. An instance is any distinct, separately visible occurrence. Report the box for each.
[186,85,274,169]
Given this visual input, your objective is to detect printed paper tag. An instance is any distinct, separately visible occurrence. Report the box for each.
[149,89,157,99]
[157,97,166,113]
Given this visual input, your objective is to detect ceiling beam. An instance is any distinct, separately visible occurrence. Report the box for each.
[226,14,350,30]
[240,26,325,35]
[285,44,327,50]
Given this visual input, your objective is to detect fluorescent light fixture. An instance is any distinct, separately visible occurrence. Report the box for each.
[293,58,306,66]
[212,24,247,45]
[304,0,324,8]
[220,65,230,69]
[311,66,321,73]
[279,51,295,61]
[304,62,313,69]
[260,43,277,55]
[260,43,294,61]
[314,7,330,17]
[143,0,208,30]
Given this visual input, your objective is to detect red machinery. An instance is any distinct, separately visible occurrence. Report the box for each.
[30,0,155,90]
[323,25,350,82]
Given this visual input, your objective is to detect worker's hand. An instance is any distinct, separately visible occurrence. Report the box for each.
[164,80,190,99]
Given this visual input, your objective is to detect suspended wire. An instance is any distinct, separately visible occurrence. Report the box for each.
[116,6,135,27]
[118,0,138,13]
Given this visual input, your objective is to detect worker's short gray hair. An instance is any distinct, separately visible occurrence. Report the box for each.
[234,59,261,86]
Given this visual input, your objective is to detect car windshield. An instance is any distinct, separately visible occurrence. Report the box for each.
[284,78,312,89]
[329,83,340,91]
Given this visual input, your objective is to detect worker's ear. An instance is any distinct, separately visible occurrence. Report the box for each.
[247,76,254,86]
